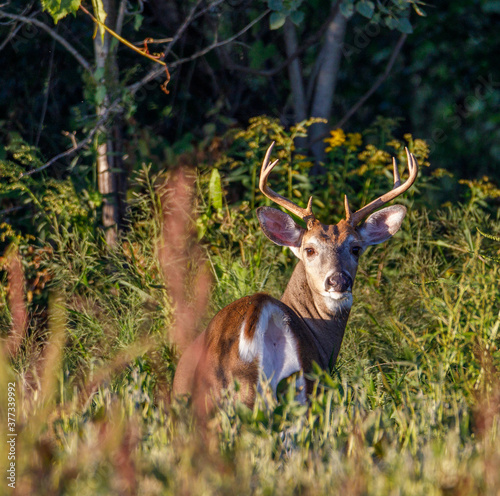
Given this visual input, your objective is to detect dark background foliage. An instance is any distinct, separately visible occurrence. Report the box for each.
[0,4,499,493]
[1,1,499,177]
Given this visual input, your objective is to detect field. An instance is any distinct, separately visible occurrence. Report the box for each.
[1,129,500,496]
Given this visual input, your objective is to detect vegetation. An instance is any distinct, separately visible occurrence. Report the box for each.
[1,119,500,494]
[0,0,499,494]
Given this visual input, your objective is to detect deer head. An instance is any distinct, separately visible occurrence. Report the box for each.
[256,142,418,313]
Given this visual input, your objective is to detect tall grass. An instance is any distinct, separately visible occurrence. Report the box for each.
[0,164,499,495]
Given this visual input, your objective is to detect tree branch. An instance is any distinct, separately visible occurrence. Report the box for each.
[169,10,270,71]
[222,3,340,78]
[127,8,270,95]
[335,33,407,129]
[35,37,56,147]
[115,0,126,37]
[0,20,22,52]
[20,132,93,178]
[21,99,123,178]
[15,2,267,176]
[0,9,92,73]
[0,206,24,217]
[123,0,209,94]
[311,32,407,145]
[162,0,204,60]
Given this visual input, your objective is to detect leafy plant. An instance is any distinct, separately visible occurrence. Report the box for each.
[1,114,499,495]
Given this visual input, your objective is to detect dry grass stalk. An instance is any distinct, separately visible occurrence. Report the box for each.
[157,167,211,353]
[473,346,500,494]
[80,167,211,407]
[5,247,28,357]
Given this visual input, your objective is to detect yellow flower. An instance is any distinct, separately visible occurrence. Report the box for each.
[386,139,401,151]
[459,177,500,199]
[346,132,362,151]
[295,155,314,168]
[431,168,453,178]
[412,138,431,166]
[324,129,346,152]
[358,144,391,167]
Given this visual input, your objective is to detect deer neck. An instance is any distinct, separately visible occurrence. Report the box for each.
[280,261,351,370]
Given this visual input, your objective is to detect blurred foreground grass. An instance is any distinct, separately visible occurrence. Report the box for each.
[0,160,499,496]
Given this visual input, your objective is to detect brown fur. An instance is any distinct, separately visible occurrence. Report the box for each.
[173,209,407,417]
[174,294,271,416]
[174,291,326,416]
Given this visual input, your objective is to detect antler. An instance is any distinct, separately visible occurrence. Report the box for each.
[346,147,419,226]
[259,142,315,223]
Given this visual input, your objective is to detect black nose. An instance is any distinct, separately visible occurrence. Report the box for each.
[326,272,352,292]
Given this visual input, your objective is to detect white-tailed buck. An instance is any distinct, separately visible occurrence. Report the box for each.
[173,143,418,415]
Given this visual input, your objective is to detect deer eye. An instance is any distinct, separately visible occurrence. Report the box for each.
[305,247,316,257]
[351,246,361,257]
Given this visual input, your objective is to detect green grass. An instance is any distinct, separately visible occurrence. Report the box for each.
[0,171,499,495]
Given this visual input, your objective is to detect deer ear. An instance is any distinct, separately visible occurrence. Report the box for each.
[256,207,305,249]
[357,205,407,247]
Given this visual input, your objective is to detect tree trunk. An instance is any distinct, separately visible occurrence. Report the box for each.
[283,18,308,150]
[309,6,347,167]
[284,19,306,123]
[94,0,125,247]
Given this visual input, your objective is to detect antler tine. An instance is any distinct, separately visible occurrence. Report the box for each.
[393,157,401,188]
[259,142,315,222]
[350,147,418,226]
[344,195,352,223]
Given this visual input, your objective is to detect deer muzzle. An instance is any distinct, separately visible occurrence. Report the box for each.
[325,271,352,294]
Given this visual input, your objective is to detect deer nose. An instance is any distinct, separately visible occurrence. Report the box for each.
[325,272,352,293]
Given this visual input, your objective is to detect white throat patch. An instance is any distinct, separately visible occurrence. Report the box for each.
[321,291,353,312]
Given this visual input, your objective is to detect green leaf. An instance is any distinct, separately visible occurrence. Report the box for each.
[249,40,276,70]
[290,405,308,417]
[269,11,287,30]
[41,0,81,23]
[95,85,106,105]
[209,168,223,210]
[91,0,107,42]
[356,1,375,19]
[290,10,305,25]
[376,0,390,14]
[133,13,144,31]
[482,0,500,13]
[396,17,413,34]
[384,16,399,29]
[340,2,355,18]
[93,67,105,81]
[268,0,283,10]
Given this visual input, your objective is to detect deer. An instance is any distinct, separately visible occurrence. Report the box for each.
[173,142,418,416]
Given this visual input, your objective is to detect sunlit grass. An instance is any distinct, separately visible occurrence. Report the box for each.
[0,167,499,495]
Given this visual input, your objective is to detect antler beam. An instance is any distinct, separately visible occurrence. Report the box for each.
[259,142,315,222]
[347,147,419,226]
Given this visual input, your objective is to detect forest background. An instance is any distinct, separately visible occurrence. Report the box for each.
[0,1,499,494]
